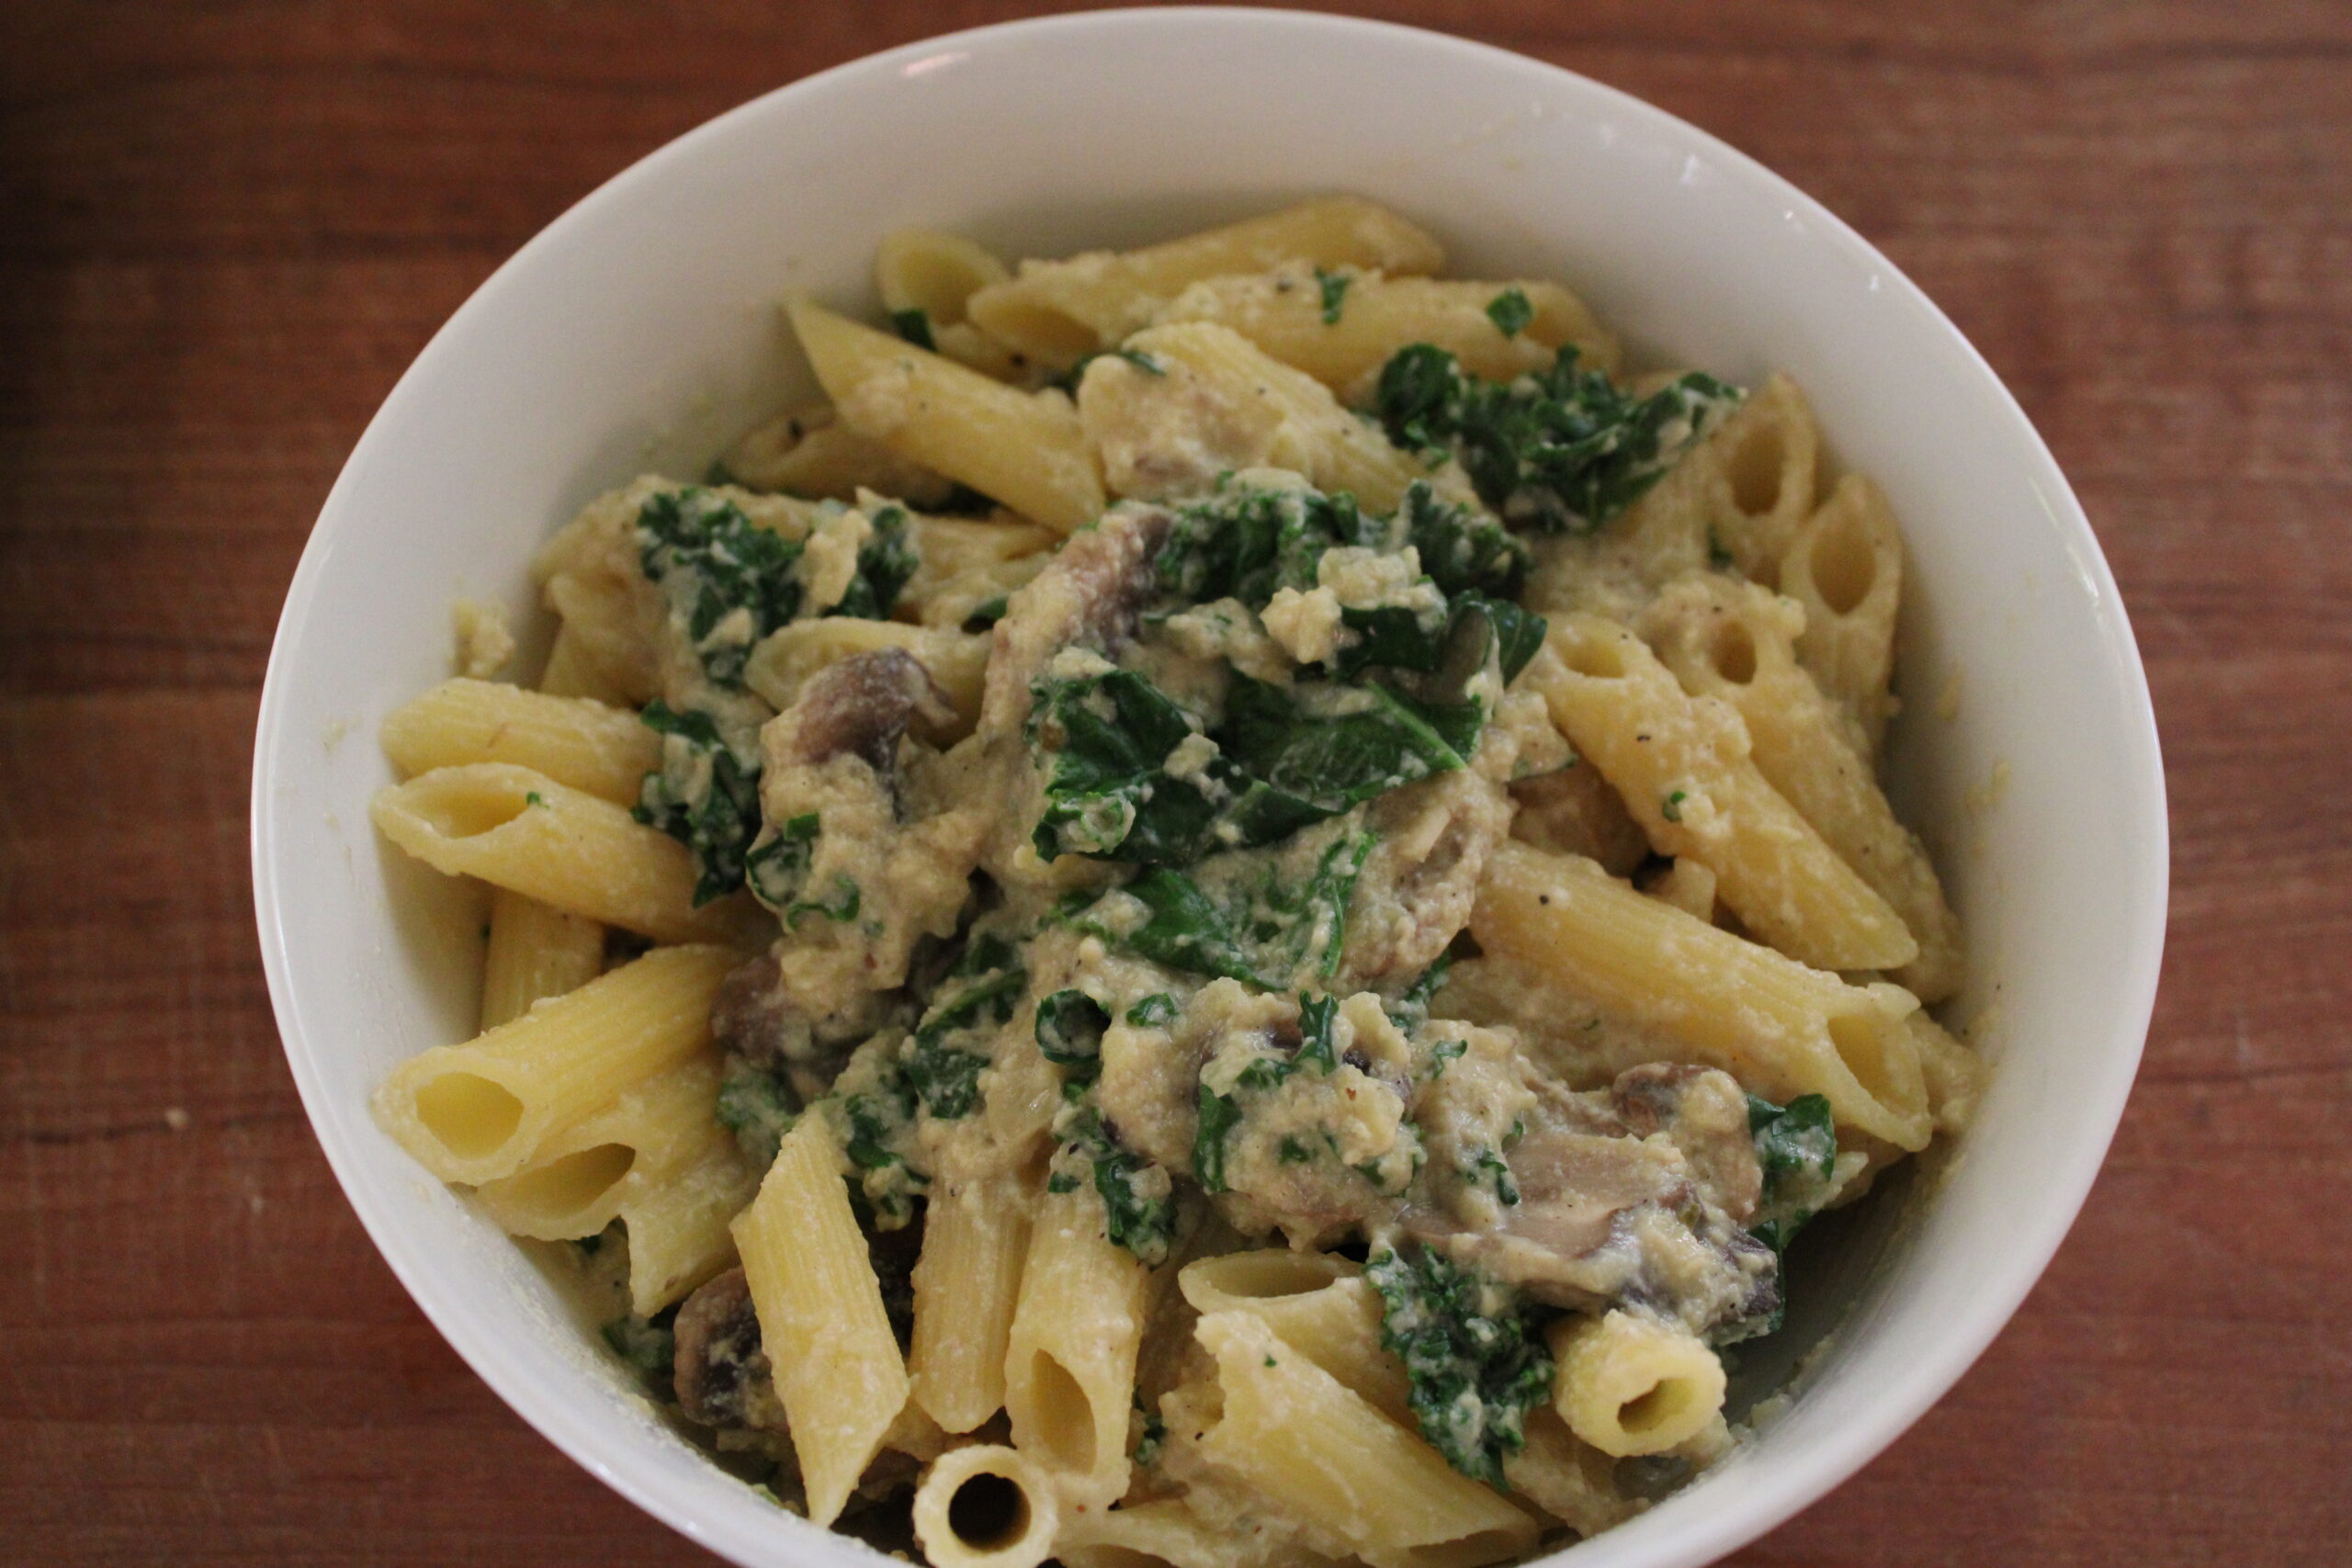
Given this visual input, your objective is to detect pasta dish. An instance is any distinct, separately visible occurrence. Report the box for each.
[366,197,1978,1567]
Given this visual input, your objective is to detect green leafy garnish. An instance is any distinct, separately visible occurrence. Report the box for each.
[715,1057,797,1168]
[891,308,937,351]
[962,593,1010,632]
[902,948,1028,1119]
[1316,267,1351,325]
[1485,287,1534,339]
[744,812,820,913]
[1036,989,1112,1078]
[1053,1097,1177,1265]
[636,487,805,687]
[1365,1245,1553,1486]
[1661,789,1688,823]
[830,502,917,621]
[633,700,762,905]
[1372,344,1743,535]
[1742,1092,1839,1333]
[1064,829,1374,990]
[1125,993,1180,1028]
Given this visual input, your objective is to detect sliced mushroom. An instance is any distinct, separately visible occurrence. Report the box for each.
[1340,769,1513,988]
[978,501,1175,737]
[672,1268,789,1432]
[776,646,955,775]
[1611,1063,1762,1223]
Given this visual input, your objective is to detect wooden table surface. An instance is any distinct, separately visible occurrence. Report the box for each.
[4,2,2347,1562]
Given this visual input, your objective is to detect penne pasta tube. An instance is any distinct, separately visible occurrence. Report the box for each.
[911,1444,1061,1568]
[1193,1311,1536,1568]
[1469,841,1933,1148]
[380,678,658,803]
[1527,620,1918,972]
[910,1168,1040,1433]
[1546,1310,1726,1457]
[1004,1183,1152,1506]
[370,943,735,1186]
[967,197,1446,370]
[789,296,1105,533]
[369,762,766,946]
[733,1115,911,1527]
[1157,273,1620,399]
[478,886,605,1031]
[1643,574,1963,999]
[1780,471,1905,758]
[1082,321,1434,512]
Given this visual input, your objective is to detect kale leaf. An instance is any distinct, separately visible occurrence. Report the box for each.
[1316,267,1351,325]
[1485,287,1534,339]
[1371,344,1743,535]
[633,700,763,905]
[902,948,1027,1119]
[1063,828,1374,990]
[890,308,937,351]
[1398,481,1529,600]
[1051,1097,1178,1265]
[636,487,805,687]
[714,1055,798,1168]
[1035,989,1112,1077]
[831,502,918,621]
[1364,1244,1554,1487]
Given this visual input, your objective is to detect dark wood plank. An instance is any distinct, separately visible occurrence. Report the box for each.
[2,2,2346,1563]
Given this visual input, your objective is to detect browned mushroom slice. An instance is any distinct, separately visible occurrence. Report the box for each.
[1340,769,1513,988]
[978,501,1175,737]
[672,1268,789,1433]
[778,646,955,773]
[1611,1063,1763,1223]
[711,953,897,1105]
[1407,1124,1775,1330]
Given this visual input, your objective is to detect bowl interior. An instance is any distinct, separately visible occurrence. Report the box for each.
[253,12,2165,1568]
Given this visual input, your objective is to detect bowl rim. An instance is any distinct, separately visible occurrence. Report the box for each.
[250,8,2169,1565]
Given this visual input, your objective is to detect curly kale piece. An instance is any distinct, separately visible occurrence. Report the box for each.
[1364,1244,1554,1487]
[1050,1096,1178,1265]
[902,943,1027,1120]
[636,487,806,688]
[831,502,918,621]
[633,700,763,905]
[1373,344,1743,535]
[1064,828,1375,992]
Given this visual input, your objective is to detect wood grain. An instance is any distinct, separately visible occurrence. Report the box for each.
[3,2,2346,1562]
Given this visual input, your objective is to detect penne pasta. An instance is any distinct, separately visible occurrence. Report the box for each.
[733,1115,912,1527]
[381,677,658,803]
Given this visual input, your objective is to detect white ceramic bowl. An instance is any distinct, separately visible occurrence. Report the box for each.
[251,10,2167,1566]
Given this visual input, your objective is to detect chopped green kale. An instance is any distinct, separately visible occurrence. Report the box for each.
[832,1054,927,1227]
[1063,828,1374,990]
[962,593,1010,632]
[601,1306,679,1401]
[744,812,820,913]
[1372,344,1743,535]
[715,1056,798,1168]
[636,487,805,687]
[830,502,918,621]
[1125,992,1180,1028]
[1364,1245,1553,1486]
[1316,267,1351,325]
[1397,481,1529,600]
[1132,1405,1168,1467]
[1027,663,1476,867]
[903,950,1027,1119]
[1485,288,1535,339]
[1193,990,1343,1191]
[633,700,763,905]
[1052,1096,1177,1265]
[1035,988,1112,1079]
[890,308,937,351]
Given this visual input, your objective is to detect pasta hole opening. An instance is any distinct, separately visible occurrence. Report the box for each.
[1203,1254,1346,1302]
[1617,1377,1702,1438]
[945,1470,1030,1552]
[416,778,536,840]
[1562,637,1628,680]
[1726,421,1785,518]
[1826,1010,1903,1110]
[498,1143,637,1215]
[413,1073,525,1160]
[1709,621,1758,685]
[1811,511,1878,616]
[1025,1352,1096,1474]
[967,297,1099,369]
